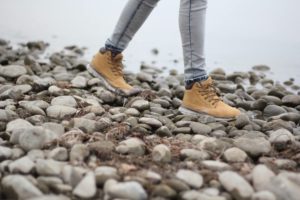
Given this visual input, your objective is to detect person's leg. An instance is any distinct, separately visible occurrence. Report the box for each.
[179,0,240,118]
[88,0,160,96]
[179,0,208,87]
[105,0,160,55]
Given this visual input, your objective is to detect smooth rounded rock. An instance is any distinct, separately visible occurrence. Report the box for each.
[176,169,203,189]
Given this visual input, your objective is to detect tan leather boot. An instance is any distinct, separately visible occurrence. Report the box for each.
[179,77,241,119]
[87,49,141,96]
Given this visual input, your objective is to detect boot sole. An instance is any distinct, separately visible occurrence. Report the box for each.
[86,64,140,97]
[178,106,235,121]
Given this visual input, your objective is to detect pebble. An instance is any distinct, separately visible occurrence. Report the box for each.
[201,160,232,171]
[282,95,300,107]
[51,96,77,108]
[1,175,43,199]
[131,100,150,111]
[176,169,203,188]
[152,184,177,198]
[252,164,275,191]
[71,76,87,88]
[182,190,226,200]
[116,138,146,156]
[263,105,287,118]
[180,149,210,161]
[152,144,171,163]
[18,127,47,151]
[73,172,96,199]
[95,166,120,185]
[155,126,172,137]
[251,191,276,200]
[36,159,63,176]
[48,147,68,161]
[269,128,295,150]
[69,144,90,162]
[8,156,35,174]
[235,114,250,129]
[219,171,254,200]
[190,122,212,135]
[105,180,148,200]
[234,133,271,157]
[264,173,300,200]
[0,146,12,161]
[139,117,163,128]
[46,105,77,119]
[0,65,27,78]
[223,147,248,162]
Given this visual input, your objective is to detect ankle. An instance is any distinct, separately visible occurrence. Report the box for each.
[185,75,209,89]
[102,45,122,57]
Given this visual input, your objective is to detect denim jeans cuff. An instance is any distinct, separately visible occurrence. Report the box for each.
[104,44,123,54]
[185,75,209,87]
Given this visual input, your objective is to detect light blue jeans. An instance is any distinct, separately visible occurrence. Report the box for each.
[105,0,208,85]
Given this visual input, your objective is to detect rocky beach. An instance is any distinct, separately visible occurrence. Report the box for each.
[0,39,300,200]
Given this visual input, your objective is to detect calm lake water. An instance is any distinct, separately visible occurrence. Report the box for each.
[0,0,300,83]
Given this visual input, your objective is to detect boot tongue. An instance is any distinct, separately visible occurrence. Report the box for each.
[200,77,213,87]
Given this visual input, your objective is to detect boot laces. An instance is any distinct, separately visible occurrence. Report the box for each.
[106,53,124,77]
[197,81,220,107]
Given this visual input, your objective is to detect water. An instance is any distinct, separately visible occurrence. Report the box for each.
[0,0,300,83]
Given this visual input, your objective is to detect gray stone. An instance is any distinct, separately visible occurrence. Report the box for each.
[251,191,276,200]
[95,166,119,185]
[8,156,35,174]
[116,138,146,156]
[0,65,27,78]
[219,171,254,200]
[131,100,150,111]
[42,122,65,142]
[0,146,12,161]
[51,96,77,108]
[263,105,286,118]
[269,128,295,150]
[48,147,68,161]
[46,105,77,119]
[198,137,232,154]
[139,117,162,128]
[70,144,89,162]
[73,172,96,199]
[282,95,300,107]
[70,118,98,133]
[235,114,250,129]
[71,76,87,88]
[152,184,177,198]
[201,160,232,171]
[152,144,171,163]
[234,134,271,157]
[182,190,226,200]
[28,195,70,200]
[223,147,248,162]
[6,118,33,133]
[190,122,212,135]
[180,149,210,161]
[27,149,45,161]
[18,126,47,151]
[155,126,172,137]
[252,164,275,191]
[105,180,148,200]
[137,72,153,82]
[36,159,63,176]
[264,173,300,200]
[176,169,203,188]
[125,108,140,117]
[1,175,43,199]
